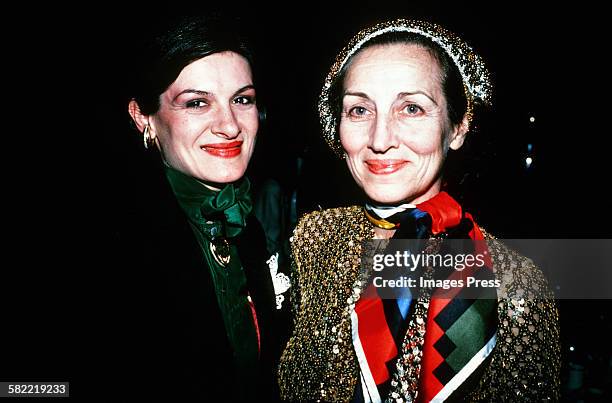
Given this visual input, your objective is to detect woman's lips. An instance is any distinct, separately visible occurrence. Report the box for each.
[365,159,409,174]
[201,140,243,158]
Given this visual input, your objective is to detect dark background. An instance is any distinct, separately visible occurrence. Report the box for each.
[3,3,610,400]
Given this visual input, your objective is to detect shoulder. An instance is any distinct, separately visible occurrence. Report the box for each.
[292,206,364,241]
[481,230,553,299]
[290,206,367,275]
[296,205,364,226]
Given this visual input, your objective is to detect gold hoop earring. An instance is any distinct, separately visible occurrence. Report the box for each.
[143,125,155,149]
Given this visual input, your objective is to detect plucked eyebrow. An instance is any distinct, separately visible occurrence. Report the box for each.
[343,90,437,106]
[343,91,371,100]
[173,85,256,103]
[398,91,437,106]
[233,84,255,97]
[173,89,210,102]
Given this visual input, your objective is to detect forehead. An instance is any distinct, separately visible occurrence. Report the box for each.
[343,43,442,92]
[170,51,253,91]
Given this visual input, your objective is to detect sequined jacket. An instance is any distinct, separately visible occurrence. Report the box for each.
[279,206,560,402]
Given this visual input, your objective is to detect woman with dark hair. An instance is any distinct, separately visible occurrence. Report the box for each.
[279,19,559,401]
[121,15,288,401]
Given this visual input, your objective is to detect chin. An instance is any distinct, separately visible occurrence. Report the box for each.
[201,170,245,185]
[193,158,249,185]
[364,187,413,205]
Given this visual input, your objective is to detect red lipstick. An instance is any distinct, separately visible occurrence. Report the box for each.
[365,159,409,174]
[201,140,243,158]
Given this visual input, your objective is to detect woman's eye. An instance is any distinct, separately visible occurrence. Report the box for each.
[348,106,370,117]
[234,96,255,105]
[186,100,207,109]
[403,104,423,115]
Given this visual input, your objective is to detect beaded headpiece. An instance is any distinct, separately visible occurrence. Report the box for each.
[318,19,492,156]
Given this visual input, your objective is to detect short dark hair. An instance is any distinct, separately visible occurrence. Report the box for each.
[131,15,255,115]
[329,31,468,128]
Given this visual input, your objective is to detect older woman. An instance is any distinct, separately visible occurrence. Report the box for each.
[279,19,559,402]
[123,15,288,401]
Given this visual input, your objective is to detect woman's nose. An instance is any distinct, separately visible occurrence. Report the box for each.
[211,105,241,138]
[368,114,399,153]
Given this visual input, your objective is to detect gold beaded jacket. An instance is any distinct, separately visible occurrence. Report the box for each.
[279,206,560,402]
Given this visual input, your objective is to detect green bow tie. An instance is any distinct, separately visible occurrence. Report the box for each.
[164,165,253,238]
[200,178,252,238]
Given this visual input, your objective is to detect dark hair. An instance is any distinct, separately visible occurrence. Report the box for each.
[329,31,468,128]
[131,15,255,115]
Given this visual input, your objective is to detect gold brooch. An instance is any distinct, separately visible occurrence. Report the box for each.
[209,237,231,267]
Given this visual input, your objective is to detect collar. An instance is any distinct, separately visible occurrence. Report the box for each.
[164,164,253,238]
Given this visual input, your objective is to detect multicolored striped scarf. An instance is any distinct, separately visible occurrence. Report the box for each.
[353,192,497,402]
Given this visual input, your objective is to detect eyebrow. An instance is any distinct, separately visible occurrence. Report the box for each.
[233,84,255,96]
[398,91,437,106]
[173,89,209,101]
[173,84,255,102]
[343,90,437,106]
[343,91,371,100]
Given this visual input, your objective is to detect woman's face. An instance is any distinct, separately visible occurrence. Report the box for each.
[150,51,258,185]
[339,43,466,204]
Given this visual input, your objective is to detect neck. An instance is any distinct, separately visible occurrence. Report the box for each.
[407,182,442,205]
[203,182,221,192]
[162,159,225,192]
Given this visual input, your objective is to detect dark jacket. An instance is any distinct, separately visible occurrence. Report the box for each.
[104,163,289,402]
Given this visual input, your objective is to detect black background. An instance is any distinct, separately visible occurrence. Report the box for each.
[3,3,611,400]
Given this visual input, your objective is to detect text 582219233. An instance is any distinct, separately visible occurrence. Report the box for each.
[0,382,69,397]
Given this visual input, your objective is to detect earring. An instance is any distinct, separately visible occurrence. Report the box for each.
[143,125,155,149]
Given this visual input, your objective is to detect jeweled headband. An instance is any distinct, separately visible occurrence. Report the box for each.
[318,18,492,156]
